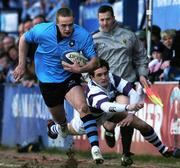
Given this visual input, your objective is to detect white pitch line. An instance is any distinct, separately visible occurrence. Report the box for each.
[0,162,20,167]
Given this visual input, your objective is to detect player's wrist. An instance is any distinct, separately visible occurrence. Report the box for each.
[128,111,136,115]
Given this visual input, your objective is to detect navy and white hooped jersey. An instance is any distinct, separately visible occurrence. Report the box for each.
[85,72,138,116]
[24,22,96,83]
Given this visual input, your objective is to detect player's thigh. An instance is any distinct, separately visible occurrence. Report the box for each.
[108,112,128,123]
[65,85,88,113]
[116,94,129,104]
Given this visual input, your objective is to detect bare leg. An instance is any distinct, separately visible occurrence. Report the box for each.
[67,124,81,135]
[111,113,170,156]
[65,86,90,117]
[66,85,103,163]
[48,104,66,123]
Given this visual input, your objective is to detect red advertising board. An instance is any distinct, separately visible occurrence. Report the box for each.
[73,83,180,155]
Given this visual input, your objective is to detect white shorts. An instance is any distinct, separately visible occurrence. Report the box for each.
[70,109,114,135]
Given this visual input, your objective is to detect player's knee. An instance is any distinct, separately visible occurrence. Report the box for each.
[77,104,89,114]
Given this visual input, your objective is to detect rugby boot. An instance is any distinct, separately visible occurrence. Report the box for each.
[47,119,58,139]
[162,147,180,158]
[91,146,104,164]
[59,122,68,138]
[121,153,133,167]
[104,129,115,148]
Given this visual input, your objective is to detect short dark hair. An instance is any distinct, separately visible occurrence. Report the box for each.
[89,58,109,77]
[56,7,74,23]
[34,14,46,21]
[98,5,114,17]
[23,18,32,24]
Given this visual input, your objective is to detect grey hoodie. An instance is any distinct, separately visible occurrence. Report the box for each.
[93,21,149,82]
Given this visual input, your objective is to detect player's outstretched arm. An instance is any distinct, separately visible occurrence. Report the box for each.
[100,102,144,113]
[13,35,29,82]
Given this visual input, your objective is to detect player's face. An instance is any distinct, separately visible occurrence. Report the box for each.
[57,16,74,37]
[92,67,109,88]
[98,11,115,32]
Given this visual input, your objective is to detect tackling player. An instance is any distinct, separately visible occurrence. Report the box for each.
[48,59,180,164]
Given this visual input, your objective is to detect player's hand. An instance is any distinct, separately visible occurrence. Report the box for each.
[62,61,81,73]
[160,60,170,69]
[118,113,134,127]
[13,64,25,82]
[127,102,144,111]
[139,75,151,88]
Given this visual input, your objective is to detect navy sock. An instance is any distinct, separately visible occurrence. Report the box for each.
[120,126,134,155]
[141,127,167,153]
[81,114,99,147]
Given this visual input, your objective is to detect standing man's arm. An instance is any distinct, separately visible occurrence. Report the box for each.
[133,35,150,87]
[13,35,29,82]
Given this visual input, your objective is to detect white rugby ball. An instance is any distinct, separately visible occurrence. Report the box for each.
[62,51,88,67]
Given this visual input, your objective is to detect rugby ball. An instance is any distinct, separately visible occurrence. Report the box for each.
[62,51,88,67]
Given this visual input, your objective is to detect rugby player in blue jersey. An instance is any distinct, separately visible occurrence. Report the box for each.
[13,7,103,164]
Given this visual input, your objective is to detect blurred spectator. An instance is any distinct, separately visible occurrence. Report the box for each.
[0,0,22,9]
[152,25,161,45]
[46,0,69,21]
[81,0,108,4]
[0,52,10,83]
[161,29,176,50]
[0,32,8,55]
[5,44,36,87]
[23,18,33,32]
[21,0,46,21]
[6,45,19,83]
[2,35,15,52]
[8,45,19,65]
[26,0,46,20]
[160,29,180,81]
[21,0,31,21]
[32,14,46,25]
[151,25,161,56]
[148,43,164,82]
[9,0,22,8]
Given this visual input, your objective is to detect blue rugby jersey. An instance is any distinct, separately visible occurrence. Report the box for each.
[85,73,139,115]
[24,22,96,83]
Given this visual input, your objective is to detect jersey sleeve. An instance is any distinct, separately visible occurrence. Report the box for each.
[24,24,41,43]
[81,33,96,60]
[87,86,109,110]
[110,73,140,103]
[86,81,128,113]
